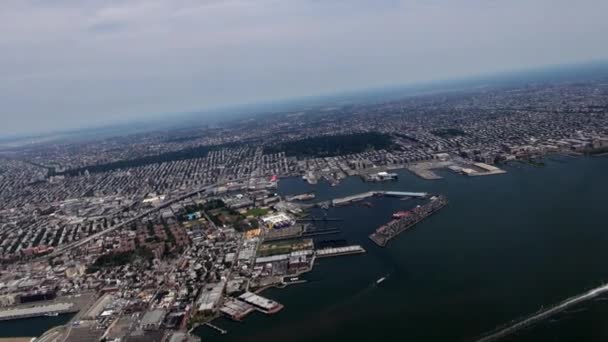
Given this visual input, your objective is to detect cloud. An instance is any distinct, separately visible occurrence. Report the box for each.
[1,0,608,135]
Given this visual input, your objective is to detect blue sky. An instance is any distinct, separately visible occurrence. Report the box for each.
[1,0,608,136]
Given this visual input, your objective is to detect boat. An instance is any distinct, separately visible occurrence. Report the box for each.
[45,312,59,317]
[376,277,386,284]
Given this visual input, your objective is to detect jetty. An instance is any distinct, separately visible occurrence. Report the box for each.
[204,322,227,334]
[330,191,428,207]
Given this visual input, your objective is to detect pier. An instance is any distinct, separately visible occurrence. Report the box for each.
[382,191,428,197]
[204,322,227,335]
[296,217,343,222]
[329,191,428,207]
[369,195,447,247]
[475,283,608,342]
[302,228,341,237]
[316,245,366,258]
[0,302,76,321]
[0,293,95,322]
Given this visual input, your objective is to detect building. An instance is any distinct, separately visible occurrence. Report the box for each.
[196,281,225,313]
[141,309,167,331]
[261,213,295,229]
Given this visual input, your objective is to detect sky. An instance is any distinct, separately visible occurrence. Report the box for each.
[1,0,608,136]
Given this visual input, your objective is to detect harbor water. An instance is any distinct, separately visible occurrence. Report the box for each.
[2,156,608,341]
[0,314,72,338]
[197,156,608,342]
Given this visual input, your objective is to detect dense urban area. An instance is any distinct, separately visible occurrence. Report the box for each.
[1,76,608,342]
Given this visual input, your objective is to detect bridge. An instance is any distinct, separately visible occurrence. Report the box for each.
[475,283,608,342]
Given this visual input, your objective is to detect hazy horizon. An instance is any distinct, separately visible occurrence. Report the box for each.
[2,0,608,136]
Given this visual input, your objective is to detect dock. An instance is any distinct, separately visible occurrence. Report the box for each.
[0,302,76,321]
[237,292,283,314]
[316,245,366,258]
[296,217,343,222]
[369,195,447,247]
[204,322,227,334]
[219,299,255,321]
[0,293,95,322]
[331,191,377,206]
[330,191,427,207]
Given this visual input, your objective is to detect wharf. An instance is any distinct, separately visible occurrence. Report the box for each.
[0,302,76,321]
[296,217,343,222]
[220,299,254,321]
[237,292,284,314]
[263,228,340,242]
[286,193,316,201]
[316,245,366,258]
[302,228,340,238]
[204,322,227,334]
[330,191,427,207]
[0,293,95,322]
[369,196,448,247]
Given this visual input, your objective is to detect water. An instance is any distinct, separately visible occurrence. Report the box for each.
[2,157,607,341]
[197,156,608,342]
[0,314,73,338]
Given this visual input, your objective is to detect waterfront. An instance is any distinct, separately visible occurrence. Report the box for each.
[0,314,72,338]
[197,156,608,342]
[2,156,608,341]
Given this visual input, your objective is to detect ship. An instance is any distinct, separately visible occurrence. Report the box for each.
[392,210,411,219]
[376,277,386,284]
[45,312,59,317]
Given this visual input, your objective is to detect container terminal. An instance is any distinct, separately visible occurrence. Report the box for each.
[369,195,448,247]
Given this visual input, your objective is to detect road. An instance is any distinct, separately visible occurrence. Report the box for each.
[44,183,219,259]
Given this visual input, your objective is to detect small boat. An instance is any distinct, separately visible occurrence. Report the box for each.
[376,277,386,284]
[45,312,59,317]
[361,201,374,208]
